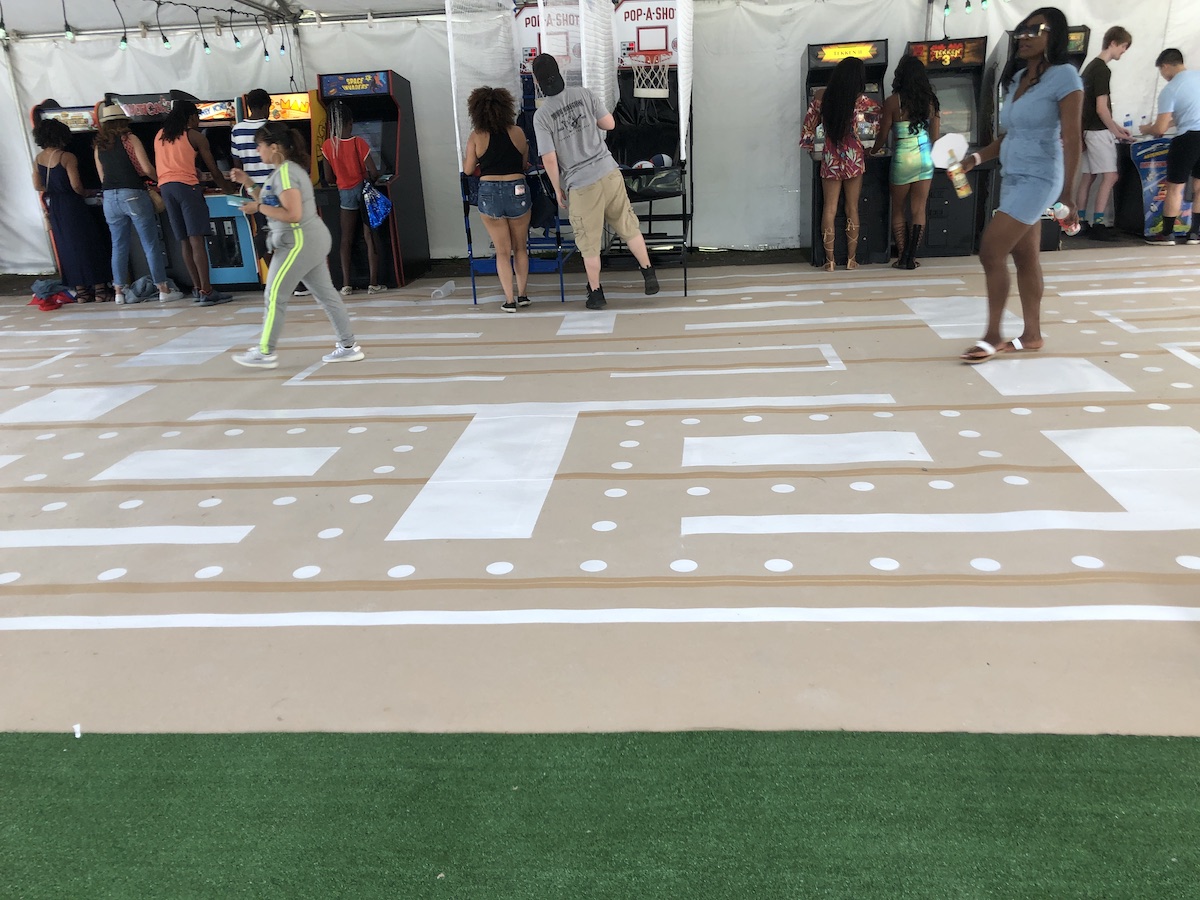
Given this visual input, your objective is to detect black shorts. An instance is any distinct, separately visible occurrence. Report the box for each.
[1165,129,1200,184]
[160,182,212,238]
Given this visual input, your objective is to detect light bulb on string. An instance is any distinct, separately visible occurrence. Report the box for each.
[112,0,127,49]
[279,39,286,57]
[61,0,73,41]
[195,9,210,56]
[229,8,240,48]
[965,0,973,13]
[943,0,951,16]
[155,2,169,49]
[981,0,989,7]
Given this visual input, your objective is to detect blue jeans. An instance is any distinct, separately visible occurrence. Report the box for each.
[104,188,167,286]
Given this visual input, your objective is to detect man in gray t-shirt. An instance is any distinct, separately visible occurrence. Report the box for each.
[532,54,658,309]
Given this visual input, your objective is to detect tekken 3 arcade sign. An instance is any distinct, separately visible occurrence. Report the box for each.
[907,37,986,68]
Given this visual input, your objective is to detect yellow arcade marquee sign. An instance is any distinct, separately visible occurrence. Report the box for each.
[816,42,880,63]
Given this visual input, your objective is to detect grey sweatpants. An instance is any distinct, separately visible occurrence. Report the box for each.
[258,221,355,355]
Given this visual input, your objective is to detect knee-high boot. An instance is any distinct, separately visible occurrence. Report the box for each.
[904,224,924,270]
[891,223,907,269]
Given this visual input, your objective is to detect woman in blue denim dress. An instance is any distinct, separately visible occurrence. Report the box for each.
[958,7,1083,363]
[463,87,531,312]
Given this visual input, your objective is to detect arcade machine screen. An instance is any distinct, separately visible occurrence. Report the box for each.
[935,76,978,144]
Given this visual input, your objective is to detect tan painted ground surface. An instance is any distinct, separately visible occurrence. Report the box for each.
[1,247,1198,734]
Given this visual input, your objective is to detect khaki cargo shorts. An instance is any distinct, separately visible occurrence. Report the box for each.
[567,169,641,257]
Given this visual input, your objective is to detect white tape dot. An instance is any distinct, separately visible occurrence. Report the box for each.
[349,494,373,504]
[580,560,608,573]
[604,488,627,498]
[1010,408,1032,416]
[809,413,830,421]
[929,480,954,490]
[388,565,416,578]
[620,440,640,448]
[98,568,127,581]
[772,484,796,494]
[626,420,644,426]
[98,432,118,439]
[959,430,981,438]
[287,427,306,434]
[118,500,143,510]
[764,559,793,573]
[408,425,428,433]
[681,418,700,425]
[194,567,223,579]
[611,461,633,470]
[62,452,84,460]
[670,559,698,573]
[224,429,244,436]
[373,465,395,474]
[349,426,367,434]
[198,498,222,508]
[1004,476,1029,485]
[393,445,414,453]
[1176,556,1200,571]
[1071,556,1104,570]
[273,497,297,506]
[971,558,1001,572]
[743,415,762,423]
[0,572,21,585]
[687,487,710,496]
[592,521,617,532]
[41,502,67,511]
[940,410,961,418]
[870,558,900,571]
[486,561,514,575]
[318,528,343,539]
[850,482,875,492]
[35,433,55,441]
[292,566,321,579]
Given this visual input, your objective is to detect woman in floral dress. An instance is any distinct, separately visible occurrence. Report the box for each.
[800,57,881,270]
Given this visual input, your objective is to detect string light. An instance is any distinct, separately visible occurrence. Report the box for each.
[255,16,269,61]
[61,0,74,41]
[965,0,973,13]
[195,7,209,54]
[155,2,170,48]
[982,0,989,7]
[943,0,951,16]
[112,0,128,49]
[230,8,240,48]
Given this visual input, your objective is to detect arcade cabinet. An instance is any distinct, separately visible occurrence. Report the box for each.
[317,70,430,287]
[197,98,258,289]
[905,37,990,257]
[237,90,328,186]
[30,101,109,282]
[805,40,889,267]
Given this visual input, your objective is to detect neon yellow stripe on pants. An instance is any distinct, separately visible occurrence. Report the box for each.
[261,224,304,355]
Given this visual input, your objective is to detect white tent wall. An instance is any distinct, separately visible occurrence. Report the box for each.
[0,0,1196,273]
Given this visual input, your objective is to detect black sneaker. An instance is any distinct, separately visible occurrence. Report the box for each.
[516,295,531,307]
[1187,231,1200,246]
[501,298,517,313]
[1145,233,1177,246]
[585,285,607,310]
[640,265,659,295]
[1087,223,1119,242]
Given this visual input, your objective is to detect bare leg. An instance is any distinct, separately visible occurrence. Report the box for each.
[1075,172,1095,218]
[186,236,212,293]
[1093,171,1119,224]
[178,238,201,292]
[338,208,357,288]
[625,232,652,268]
[363,222,380,286]
[1007,221,1047,348]
[479,213,515,303]
[584,256,602,290]
[963,211,1038,360]
[909,178,932,227]
[507,211,532,296]
[843,174,863,269]
[820,177,842,271]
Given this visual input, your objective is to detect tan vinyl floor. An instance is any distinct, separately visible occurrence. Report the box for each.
[2,246,1199,735]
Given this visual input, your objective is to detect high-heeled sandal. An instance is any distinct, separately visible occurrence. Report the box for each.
[845,222,860,270]
[891,223,907,269]
[821,228,836,271]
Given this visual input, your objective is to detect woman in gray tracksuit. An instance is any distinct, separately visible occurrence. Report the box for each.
[230,122,365,370]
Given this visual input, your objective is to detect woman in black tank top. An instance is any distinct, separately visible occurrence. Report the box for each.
[463,87,531,312]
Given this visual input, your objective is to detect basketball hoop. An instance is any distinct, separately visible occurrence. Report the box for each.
[628,51,671,98]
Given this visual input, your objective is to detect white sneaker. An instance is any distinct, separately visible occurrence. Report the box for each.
[340,285,354,296]
[367,284,386,295]
[114,293,126,305]
[294,287,312,297]
[322,343,365,363]
[1188,233,1200,245]
[159,290,184,303]
[233,348,278,369]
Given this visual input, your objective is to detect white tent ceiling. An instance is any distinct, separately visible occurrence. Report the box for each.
[0,1,443,39]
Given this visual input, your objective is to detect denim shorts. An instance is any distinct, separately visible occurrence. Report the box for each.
[477,179,531,219]
[339,186,363,210]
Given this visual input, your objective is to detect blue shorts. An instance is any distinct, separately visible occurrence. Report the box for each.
[160,182,211,238]
[339,186,363,210]
[998,173,1061,226]
[477,179,531,219]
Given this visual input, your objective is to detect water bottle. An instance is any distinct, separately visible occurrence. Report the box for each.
[1123,113,1133,131]
[946,150,972,199]
[430,281,455,300]
[1053,202,1081,236]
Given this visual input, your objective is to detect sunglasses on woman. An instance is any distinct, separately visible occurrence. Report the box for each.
[1014,24,1050,40]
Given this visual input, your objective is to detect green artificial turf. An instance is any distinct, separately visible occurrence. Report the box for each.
[2,732,1198,898]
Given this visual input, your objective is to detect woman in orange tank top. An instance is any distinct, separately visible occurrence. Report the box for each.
[154,100,232,304]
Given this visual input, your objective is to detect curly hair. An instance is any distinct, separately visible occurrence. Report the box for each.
[254,121,311,170]
[95,119,132,152]
[160,99,198,143]
[1002,7,1070,91]
[893,55,940,136]
[467,86,517,135]
[33,118,72,150]
[821,57,866,148]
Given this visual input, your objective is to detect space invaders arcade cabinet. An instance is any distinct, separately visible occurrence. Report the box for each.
[317,70,430,287]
